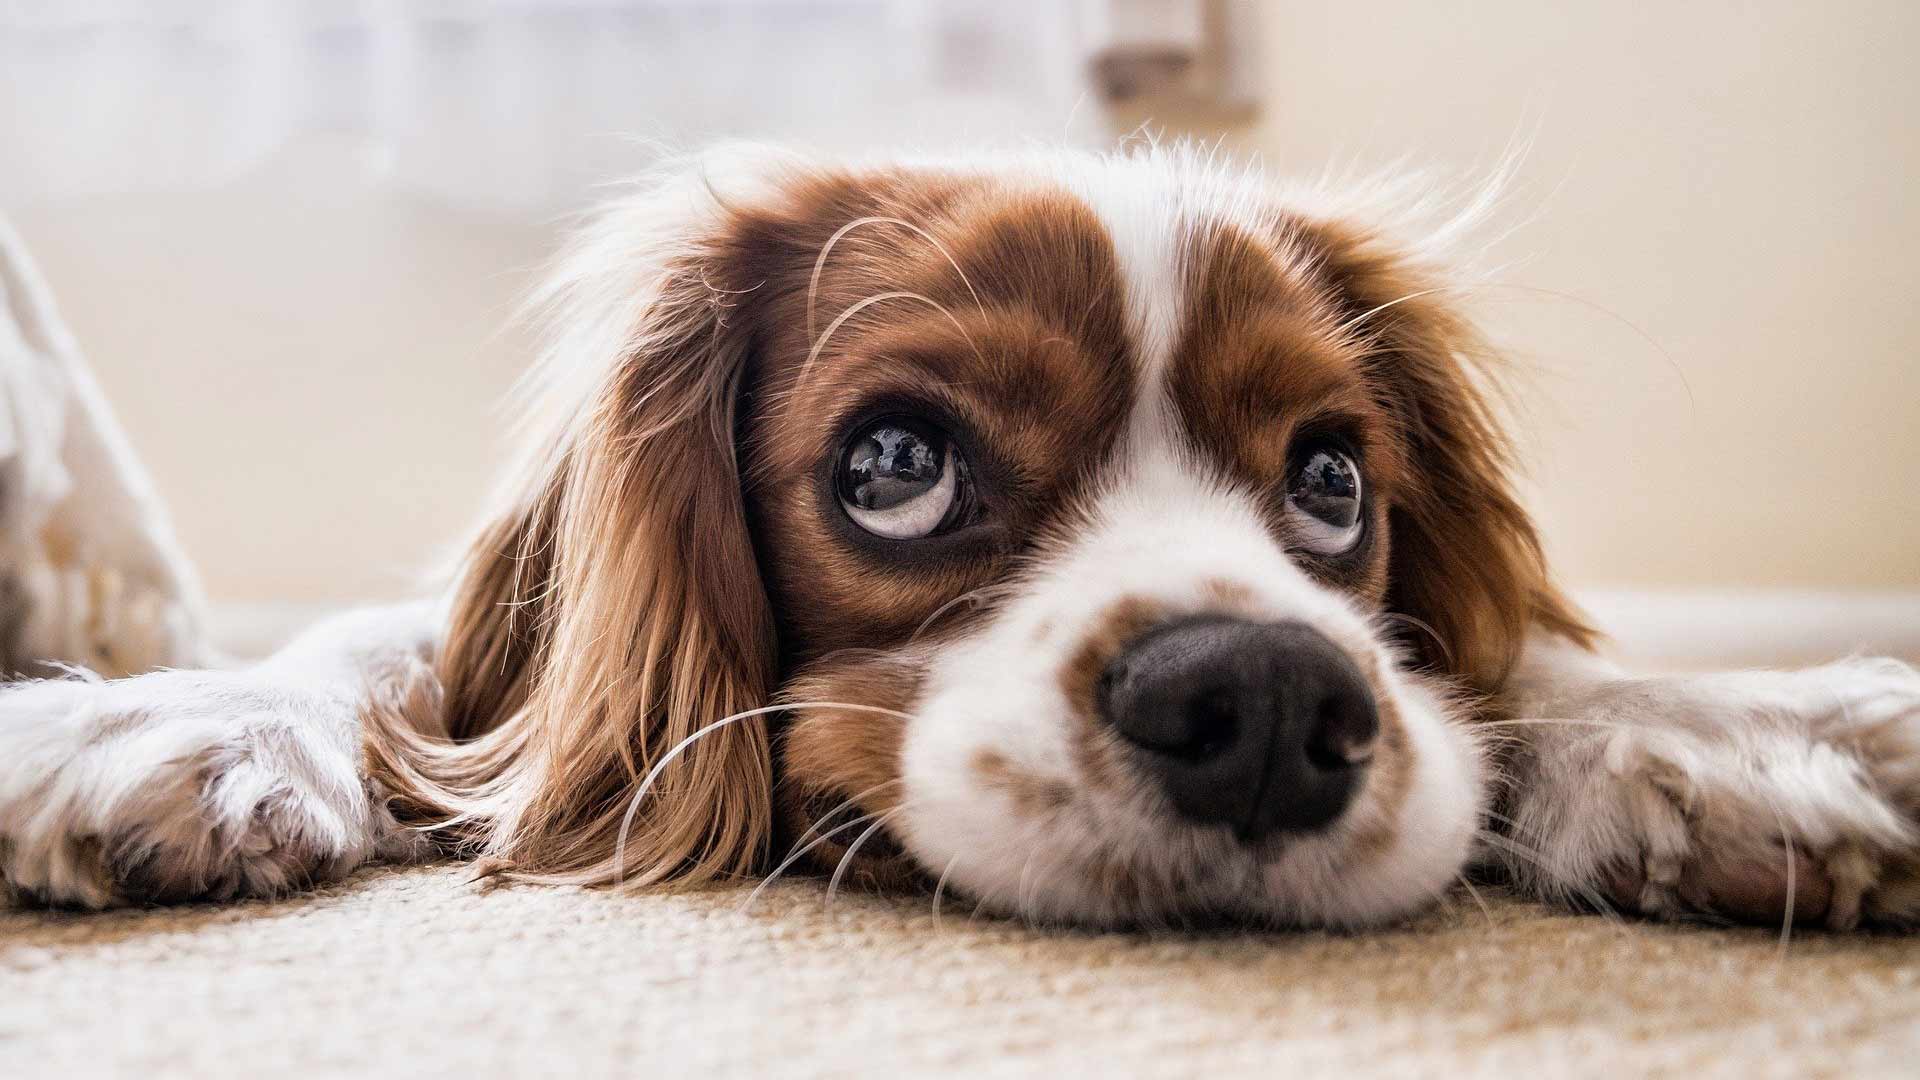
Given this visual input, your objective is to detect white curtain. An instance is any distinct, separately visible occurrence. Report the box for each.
[1,0,1124,213]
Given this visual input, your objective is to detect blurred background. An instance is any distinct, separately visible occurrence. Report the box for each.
[3,1,1915,658]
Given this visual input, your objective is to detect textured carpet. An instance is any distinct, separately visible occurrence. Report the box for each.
[5,864,1916,1078]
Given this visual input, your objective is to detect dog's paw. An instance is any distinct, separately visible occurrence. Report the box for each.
[1502,657,1920,929]
[0,670,407,908]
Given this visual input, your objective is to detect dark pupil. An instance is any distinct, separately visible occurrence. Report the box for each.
[1292,450,1360,527]
[844,424,943,511]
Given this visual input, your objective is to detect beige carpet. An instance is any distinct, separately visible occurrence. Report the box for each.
[4,864,1916,1078]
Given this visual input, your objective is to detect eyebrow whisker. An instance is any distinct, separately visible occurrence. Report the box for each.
[807,215,989,346]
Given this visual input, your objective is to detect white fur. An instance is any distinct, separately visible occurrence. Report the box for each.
[0,604,435,908]
[1499,639,1920,928]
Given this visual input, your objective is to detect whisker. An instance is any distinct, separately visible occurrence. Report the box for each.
[1756,789,1799,963]
[1479,806,1541,838]
[1375,611,1454,668]
[1475,281,1697,419]
[740,806,891,914]
[779,777,905,868]
[1338,280,1696,419]
[799,290,986,388]
[1014,847,1044,931]
[911,583,1018,642]
[611,701,915,886]
[1474,828,1626,929]
[931,853,964,932]
[826,805,913,904]
[1458,876,1497,929]
[1334,285,1457,339]
[1476,717,1637,732]
[807,215,988,345]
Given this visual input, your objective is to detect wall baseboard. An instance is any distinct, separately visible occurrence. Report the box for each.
[1579,588,1919,671]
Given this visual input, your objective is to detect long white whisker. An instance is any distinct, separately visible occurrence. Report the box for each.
[799,290,985,388]
[1458,876,1497,929]
[740,807,890,914]
[1335,286,1456,338]
[911,583,1017,642]
[738,778,907,913]
[611,701,915,887]
[826,806,911,903]
[1337,280,1695,418]
[1475,829,1625,929]
[1375,611,1454,668]
[781,778,906,868]
[931,853,964,932]
[807,215,988,345]
[1476,717,1636,731]
[1757,791,1798,963]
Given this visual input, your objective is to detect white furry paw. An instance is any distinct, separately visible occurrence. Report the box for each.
[1503,658,1920,929]
[0,670,414,908]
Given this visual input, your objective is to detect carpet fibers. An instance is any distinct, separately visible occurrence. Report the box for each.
[5,864,1916,1077]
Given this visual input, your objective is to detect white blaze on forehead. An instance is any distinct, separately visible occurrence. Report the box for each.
[1059,163,1190,389]
[1043,151,1277,449]
[1049,158,1197,451]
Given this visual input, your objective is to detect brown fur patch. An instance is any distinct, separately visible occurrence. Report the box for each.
[971,749,1074,814]
[737,183,1139,666]
[1059,597,1170,795]
[774,652,928,892]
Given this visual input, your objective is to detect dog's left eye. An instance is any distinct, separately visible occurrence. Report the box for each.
[837,417,970,539]
[1285,444,1364,556]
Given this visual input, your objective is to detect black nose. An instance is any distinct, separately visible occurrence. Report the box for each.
[1097,617,1378,840]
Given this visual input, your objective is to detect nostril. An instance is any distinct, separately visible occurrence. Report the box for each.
[1304,693,1378,773]
[1177,689,1238,762]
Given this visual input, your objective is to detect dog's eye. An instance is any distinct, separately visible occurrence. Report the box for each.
[837,417,969,539]
[1286,444,1364,556]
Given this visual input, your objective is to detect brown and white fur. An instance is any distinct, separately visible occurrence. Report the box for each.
[3,146,1917,929]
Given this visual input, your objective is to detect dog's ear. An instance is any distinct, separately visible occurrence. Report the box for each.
[376,160,797,887]
[1298,219,1593,693]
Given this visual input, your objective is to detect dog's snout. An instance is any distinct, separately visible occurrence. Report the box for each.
[1097,616,1378,840]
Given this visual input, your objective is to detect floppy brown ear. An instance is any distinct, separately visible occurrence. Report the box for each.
[1298,219,1594,694]
[372,165,786,887]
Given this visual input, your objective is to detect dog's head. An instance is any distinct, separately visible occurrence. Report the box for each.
[421,146,1588,928]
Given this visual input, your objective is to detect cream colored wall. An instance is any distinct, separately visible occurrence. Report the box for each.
[15,2,1919,604]
[1219,3,1919,590]
[15,153,550,605]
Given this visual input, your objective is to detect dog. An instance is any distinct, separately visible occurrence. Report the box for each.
[2,145,1916,929]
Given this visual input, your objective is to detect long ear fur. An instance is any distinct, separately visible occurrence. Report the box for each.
[1297,216,1594,693]
[369,156,793,887]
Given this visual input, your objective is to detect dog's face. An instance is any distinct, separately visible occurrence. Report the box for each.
[433,148,1584,928]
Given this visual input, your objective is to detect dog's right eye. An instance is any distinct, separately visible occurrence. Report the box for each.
[836,417,971,540]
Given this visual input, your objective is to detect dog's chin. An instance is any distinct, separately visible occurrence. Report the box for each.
[891,674,1486,931]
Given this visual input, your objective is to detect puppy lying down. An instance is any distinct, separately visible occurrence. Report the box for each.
[1,147,1916,929]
